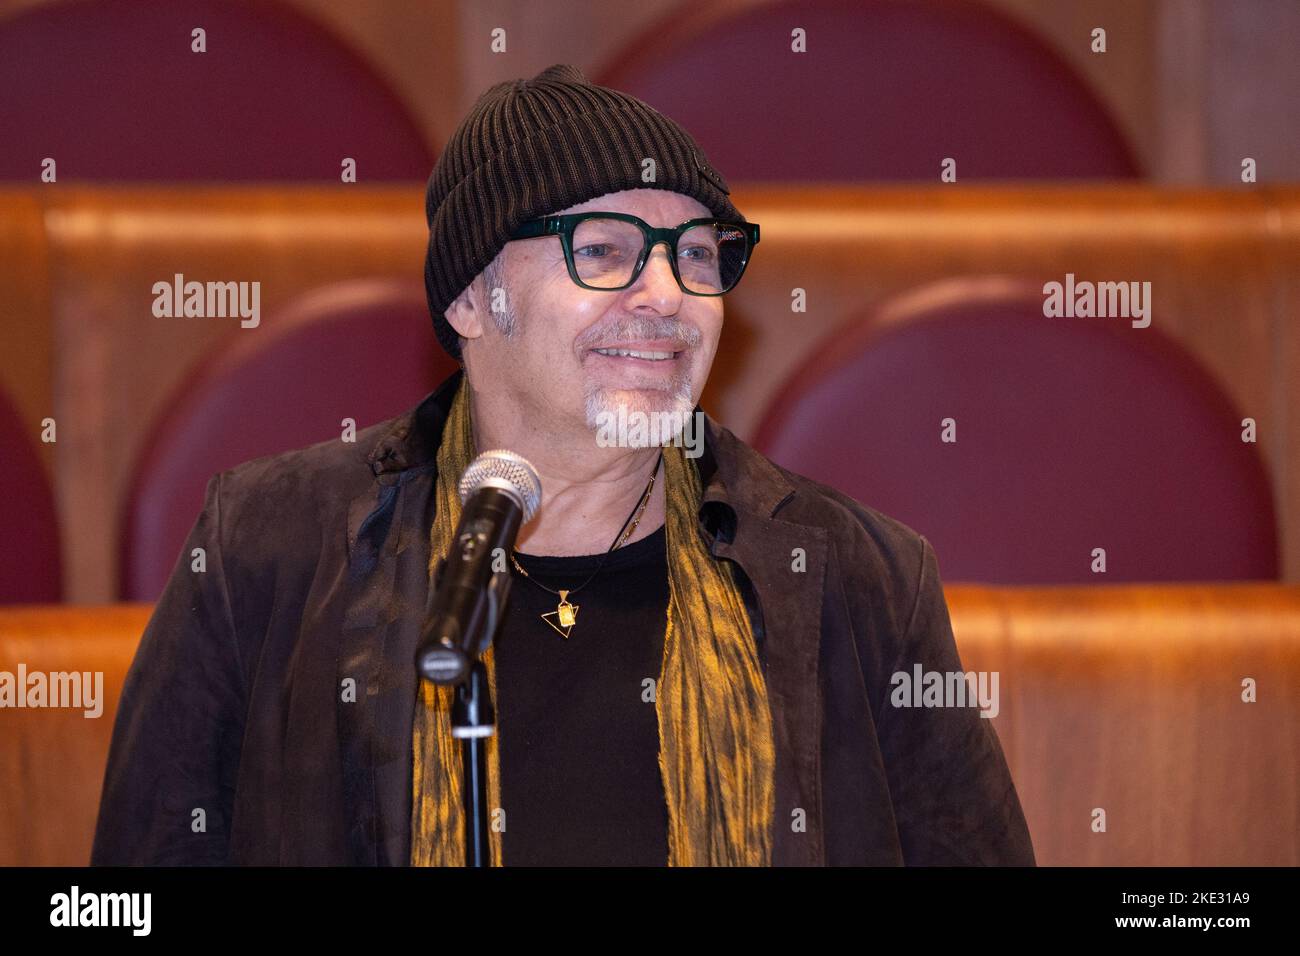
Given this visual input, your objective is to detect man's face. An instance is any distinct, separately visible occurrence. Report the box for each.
[458,188,725,441]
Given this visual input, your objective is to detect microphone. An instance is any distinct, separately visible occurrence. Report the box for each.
[416,450,542,686]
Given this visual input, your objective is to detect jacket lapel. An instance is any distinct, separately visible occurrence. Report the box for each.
[698,418,829,866]
[336,371,460,865]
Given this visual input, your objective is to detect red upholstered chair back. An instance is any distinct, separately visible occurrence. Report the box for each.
[0,387,61,603]
[119,279,458,601]
[753,280,1278,584]
[0,0,434,180]
[597,0,1139,180]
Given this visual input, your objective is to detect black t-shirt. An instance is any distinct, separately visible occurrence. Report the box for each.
[493,523,670,866]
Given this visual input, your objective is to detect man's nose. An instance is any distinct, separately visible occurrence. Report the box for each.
[634,242,682,297]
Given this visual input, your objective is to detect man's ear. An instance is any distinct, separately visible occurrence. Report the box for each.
[444,278,485,344]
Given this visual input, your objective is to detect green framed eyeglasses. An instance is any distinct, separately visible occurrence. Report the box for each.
[507,211,760,296]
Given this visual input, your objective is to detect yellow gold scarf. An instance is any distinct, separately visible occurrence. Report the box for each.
[410,377,774,865]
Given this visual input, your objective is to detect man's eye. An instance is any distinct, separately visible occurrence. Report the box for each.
[576,243,615,258]
[681,245,716,262]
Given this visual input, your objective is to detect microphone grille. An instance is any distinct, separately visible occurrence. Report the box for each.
[458,450,542,522]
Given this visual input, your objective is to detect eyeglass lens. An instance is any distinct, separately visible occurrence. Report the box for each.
[570,218,748,293]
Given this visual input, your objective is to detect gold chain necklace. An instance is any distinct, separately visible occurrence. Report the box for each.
[509,451,662,638]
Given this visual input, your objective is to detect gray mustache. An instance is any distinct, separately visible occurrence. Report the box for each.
[577,319,700,350]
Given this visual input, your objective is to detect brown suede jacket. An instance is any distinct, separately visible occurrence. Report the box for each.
[92,368,1035,866]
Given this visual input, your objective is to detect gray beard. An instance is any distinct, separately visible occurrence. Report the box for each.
[583,377,696,447]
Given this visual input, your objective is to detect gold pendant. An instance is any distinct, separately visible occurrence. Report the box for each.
[541,589,578,638]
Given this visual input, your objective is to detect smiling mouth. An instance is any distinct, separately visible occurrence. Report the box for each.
[590,347,681,361]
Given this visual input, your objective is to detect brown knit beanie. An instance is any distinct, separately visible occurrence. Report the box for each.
[423,63,744,361]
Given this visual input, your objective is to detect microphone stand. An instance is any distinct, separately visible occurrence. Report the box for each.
[417,460,540,867]
[446,563,513,867]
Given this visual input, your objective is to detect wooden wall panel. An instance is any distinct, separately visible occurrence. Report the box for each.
[5,185,1295,599]
[715,185,1296,577]
[41,187,427,602]
[6,585,1298,865]
[951,582,1300,866]
[4,0,1299,188]
[0,192,54,472]
[283,0,462,158]
[1276,195,1300,600]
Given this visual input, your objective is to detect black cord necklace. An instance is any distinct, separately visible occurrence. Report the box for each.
[509,450,663,638]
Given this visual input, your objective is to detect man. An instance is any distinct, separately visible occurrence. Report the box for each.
[92,64,1034,866]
